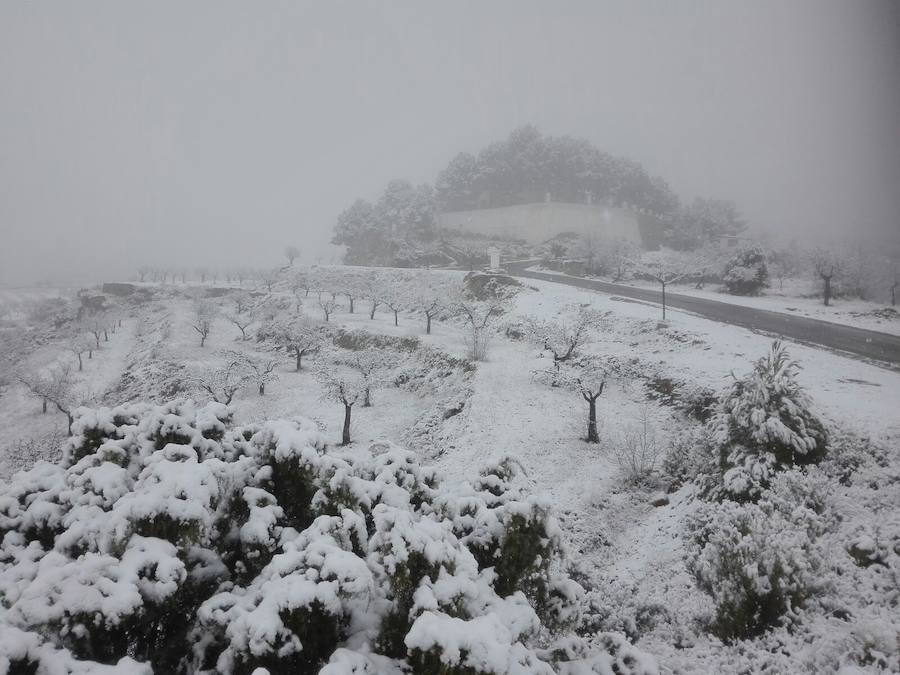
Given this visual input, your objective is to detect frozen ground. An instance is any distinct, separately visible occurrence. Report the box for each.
[0,270,898,673]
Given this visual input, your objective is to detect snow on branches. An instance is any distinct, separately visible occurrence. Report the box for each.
[0,403,655,674]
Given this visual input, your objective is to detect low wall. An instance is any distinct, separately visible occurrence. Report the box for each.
[437,202,642,245]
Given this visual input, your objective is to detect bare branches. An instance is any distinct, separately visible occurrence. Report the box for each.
[192,301,217,347]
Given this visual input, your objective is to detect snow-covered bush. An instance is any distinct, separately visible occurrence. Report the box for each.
[0,403,652,674]
[685,470,833,641]
[703,341,828,502]
[722,246,769,295]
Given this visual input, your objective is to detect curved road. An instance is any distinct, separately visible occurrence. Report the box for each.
[506,261,900,369]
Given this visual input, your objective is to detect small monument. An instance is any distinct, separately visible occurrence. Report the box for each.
[488,246,500,271]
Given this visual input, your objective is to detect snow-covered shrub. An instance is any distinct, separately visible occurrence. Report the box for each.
[703,341,828,502]
[722,246,768,295]
[685,470,833,641]
[0,403,651,674]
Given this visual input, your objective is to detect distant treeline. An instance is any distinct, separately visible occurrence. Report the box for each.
[332,126,746,265]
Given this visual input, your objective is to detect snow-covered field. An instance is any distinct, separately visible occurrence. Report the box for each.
[0,268,898,673]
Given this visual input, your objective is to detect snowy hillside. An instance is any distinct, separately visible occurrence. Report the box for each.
[0,266,898,674]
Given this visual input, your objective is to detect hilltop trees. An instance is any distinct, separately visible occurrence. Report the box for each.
[285,245,300,266]
[18,362,80,434]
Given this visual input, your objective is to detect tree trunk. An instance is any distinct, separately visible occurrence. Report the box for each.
[393,310,399,327]
[259,382,265,396]
[323,310,329,322]
[77,354,83,371]
[295,350,302,371]
[200,335,206,347]
[94,335,100,349]
[823,275,832,306]
[426,313,432,334]
[586,398,599,443]
[341,404,352,446]
[661,282,667,321]
[42,398,47,414]
[349,297,354,313]
[104,329,108,342]
[370,301,377,319]
[363,386,371,407]
[89,349,93,359]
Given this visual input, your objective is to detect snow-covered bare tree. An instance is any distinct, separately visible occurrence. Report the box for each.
[337,348,400,407]
[243,353,280,395]
[65,335,93,371]
[17,361,80,433]
[810,247,842,306]
[454,295,508,361]
[284,245,300,266]
[194,352,253,404]
[535,359,608,443]
[318,294,338,322]
[316,365,367,445]
[81,311,106,350]
[259,268,280,294]
[635,249,712,320]
[263,317,326,371]
[523,306,604,372]
[225,305,257,341]
[191,300,217,347]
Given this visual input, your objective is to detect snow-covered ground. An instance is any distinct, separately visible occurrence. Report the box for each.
[1,271,898,673]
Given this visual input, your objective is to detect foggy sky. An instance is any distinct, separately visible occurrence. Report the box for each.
[1,1,898,286]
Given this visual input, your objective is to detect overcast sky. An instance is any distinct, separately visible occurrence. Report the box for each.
[1,0,898,285]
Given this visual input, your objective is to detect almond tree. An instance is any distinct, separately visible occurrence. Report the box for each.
[316,365,367,445]
[192,301,217,347]
[811,247,842,306]
[243,353,280,395]
[264,317,325,371]
[18,361,79,433]
[523,306,604,373]
[65,335,93,371]
[194,353,252,404]
[318,294,338,322]
[454,295,508,361]
[284,245,300,266]
[535,359,608,443]
[225,308,256,341]
[635,249,712,320]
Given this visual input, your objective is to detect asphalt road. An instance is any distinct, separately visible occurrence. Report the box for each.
[505,261,900,368]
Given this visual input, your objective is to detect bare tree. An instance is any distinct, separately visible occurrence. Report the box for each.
[454,296,508,361]
[263,318,325,372]
[316,366,367,446]
[811,248,842,307]
[66,335,92,371]
[634,249,711,320]
[318,295,338,322]
[225,309,256,341]
[284,245,300,267]
[137,266,151,282]
[192,301,217,347]
[194,353,252,404]
[82,311,106,350]
[244,353,280,395]
[18,361,79,434]
[535,360,607,443]
[524,307,605,374]
[339,348,399,407]
[259,268,280,294]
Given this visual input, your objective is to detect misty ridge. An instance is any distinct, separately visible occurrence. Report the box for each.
[0,3,899,675]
